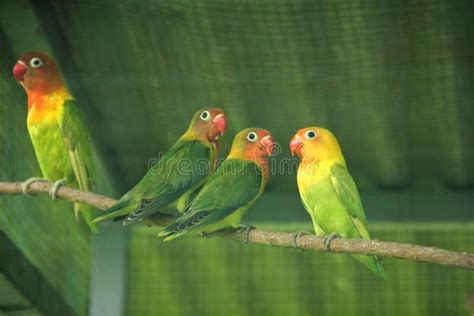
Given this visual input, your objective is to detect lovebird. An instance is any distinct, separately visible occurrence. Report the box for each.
[13,52,97,232]
[159,128,274,241]
[290,127,386,279]
[93,108,227,225]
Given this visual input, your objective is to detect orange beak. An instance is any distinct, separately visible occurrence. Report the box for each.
[213,113,227,136]
[260,135,275,156]
[13,61,27,82]
[290,134,303,157]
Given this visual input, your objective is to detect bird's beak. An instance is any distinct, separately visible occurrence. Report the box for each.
[213,113,227,136]
[290,134,303,157]
[13,60,27,82]
[260,135,275,156]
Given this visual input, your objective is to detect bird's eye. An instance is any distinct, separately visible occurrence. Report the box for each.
[305,130,317,139]
[29,57,43,68]
[200,110,210,121]
[247,132,258,142]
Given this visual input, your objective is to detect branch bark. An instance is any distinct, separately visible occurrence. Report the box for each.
[1,181,473,270]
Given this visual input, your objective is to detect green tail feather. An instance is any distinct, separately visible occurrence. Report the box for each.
[157,223,178,238]
[92,199,132,224]
[352,254,387,279]
[162,231,189,241]
[158,229,172,238]
[75,203,98,233]
[158,221,190,241]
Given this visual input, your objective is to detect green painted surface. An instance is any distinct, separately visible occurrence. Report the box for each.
[127,223,474,316]
[28,0,473,193]
[0,274,37,314]
[0,232,76,315]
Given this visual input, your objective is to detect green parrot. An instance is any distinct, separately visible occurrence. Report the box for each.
[159,128,274,241]
[13,52,97,232]
[93,108,227,225]
[290,127,387,279]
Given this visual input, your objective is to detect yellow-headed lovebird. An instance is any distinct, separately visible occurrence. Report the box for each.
[93,108,227,225]
[290,127,386,279]
[159,128,274,241]
[13,52,97,232]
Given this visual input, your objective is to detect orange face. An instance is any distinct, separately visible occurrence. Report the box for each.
[229,128,275,162]
[188,108,227,143]
[290,127,344,163]
[13,52,62,93]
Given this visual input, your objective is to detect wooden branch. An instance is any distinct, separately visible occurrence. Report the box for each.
[0,181,176,225]
[1,181,473,270]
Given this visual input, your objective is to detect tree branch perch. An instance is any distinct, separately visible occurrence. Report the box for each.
[1,181,473,270]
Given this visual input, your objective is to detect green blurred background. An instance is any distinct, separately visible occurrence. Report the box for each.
[1,0,473,315]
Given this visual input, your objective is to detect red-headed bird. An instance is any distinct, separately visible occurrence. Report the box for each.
[159,128,274,241]
[290,127,386,278]
[13,52,97,232]
[93,108,227,225]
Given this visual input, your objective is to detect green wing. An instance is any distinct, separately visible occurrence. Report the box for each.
[329,164,370,240]
[60,99,97,231]
[159,159,263,239]
[108,139,213,224]
[330,164,387,278]
[61,99,95,190]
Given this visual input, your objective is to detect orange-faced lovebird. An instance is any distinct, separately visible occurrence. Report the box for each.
[159,128,274,241]
[93,108,227,225]
[13,52,97,232]
[290,127,386,279]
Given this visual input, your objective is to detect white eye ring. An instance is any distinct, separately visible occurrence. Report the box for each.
[29,57,43,68]
[305,130,317,140]
[247,132,258,142]
[200,110,211,121]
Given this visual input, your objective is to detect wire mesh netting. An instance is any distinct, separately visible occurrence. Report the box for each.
[0,0,473,315]
[15,0,472,192]
[127,224,474,316]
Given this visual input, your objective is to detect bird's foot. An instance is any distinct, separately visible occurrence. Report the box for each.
[49,179,67,201]
[291,231,312,252]
[22,177,48,195]
[324,232,341,252]
[237,224,256,244]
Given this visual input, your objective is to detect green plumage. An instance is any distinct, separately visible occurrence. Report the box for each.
[28,99,97,232]
[93,138,216,224]
[159,159,265,241]
[298,163,387,279]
